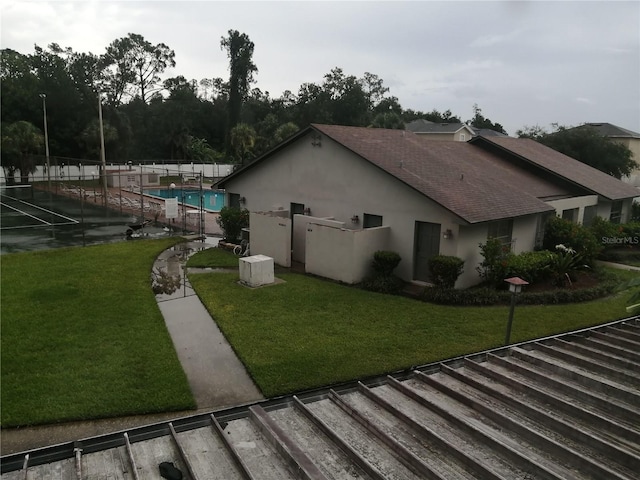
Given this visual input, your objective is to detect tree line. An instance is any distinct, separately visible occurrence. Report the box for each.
[1,30,634,184]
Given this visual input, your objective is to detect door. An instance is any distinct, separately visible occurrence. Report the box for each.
[290,203,305,263]
[414,221,441,282]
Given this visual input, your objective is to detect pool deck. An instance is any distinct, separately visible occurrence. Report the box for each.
[43,184,224,237]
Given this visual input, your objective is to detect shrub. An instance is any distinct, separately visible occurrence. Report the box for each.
[362,250,404,295]
[216,206,249,243]
[503,250,554,284]
[543,216,601,265]
[423,268,617,306]
[476,237,512,287]
[549,244,589,287]
[589,216,620,249]
[428,255,464,288]
[371,250,401,276]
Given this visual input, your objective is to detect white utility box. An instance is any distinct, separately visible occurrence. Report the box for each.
[239,255,274,287]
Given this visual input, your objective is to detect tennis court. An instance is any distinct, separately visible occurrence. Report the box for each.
[1,185,171,254]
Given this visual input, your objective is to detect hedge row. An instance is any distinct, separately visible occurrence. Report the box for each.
[421,271,619,306]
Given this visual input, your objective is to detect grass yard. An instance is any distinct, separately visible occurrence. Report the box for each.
[186,246,240,268]
[189,266,639,398]
[1,238,195,428]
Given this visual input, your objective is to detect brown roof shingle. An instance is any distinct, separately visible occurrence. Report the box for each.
[471,136,639,201]
[313,125,557,223]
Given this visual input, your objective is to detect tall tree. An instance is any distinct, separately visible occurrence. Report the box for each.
[468,104,506,134]
[229,122,256,165]
[102,33,175,105]
[517,124,636,178]
[220,30,257,142]
[1,121,43,184]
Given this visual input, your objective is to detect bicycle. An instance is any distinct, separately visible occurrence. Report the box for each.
[233,239,250,256]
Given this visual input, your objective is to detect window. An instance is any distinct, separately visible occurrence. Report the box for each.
[562,208,578,223]
[229,193,241,209]
[610,200,623,224]
[459,133,466,141]
[583,205,597,226]
[363,214,383,228]
[488,219,513,249]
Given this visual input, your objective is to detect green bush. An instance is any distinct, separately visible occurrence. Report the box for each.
[216,206,249,243]
[543,216,602,265]
[589,216,621,248]
[503,250,554,284]
[362,251,404,295]
[423,269,618,306]
[476,237,511,287]
[428,255,464,288]
[371,250,401,276]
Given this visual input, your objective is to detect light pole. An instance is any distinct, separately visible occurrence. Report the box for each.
[504,277,529,345]
[40,94,51,189]
[97,95,108,206]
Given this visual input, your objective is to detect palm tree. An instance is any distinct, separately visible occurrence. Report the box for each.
[1,121,43,184]
[230,123,256,165]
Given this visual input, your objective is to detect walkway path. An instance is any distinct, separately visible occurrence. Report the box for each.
[154,240,263,409]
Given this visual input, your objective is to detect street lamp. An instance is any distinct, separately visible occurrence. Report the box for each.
[504,277,529,345]
[39,94,51,188]
[97,95,108,206]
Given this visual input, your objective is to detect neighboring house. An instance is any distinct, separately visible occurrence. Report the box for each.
[405,119,476,142]
[218,125,638,288]
[582,122,640,188]
[468,125,509,138]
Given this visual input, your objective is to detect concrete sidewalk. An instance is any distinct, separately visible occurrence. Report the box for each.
[154,240,263,409]
[1,240,263,455]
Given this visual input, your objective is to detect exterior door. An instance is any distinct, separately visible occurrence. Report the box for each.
[414,221,441,282]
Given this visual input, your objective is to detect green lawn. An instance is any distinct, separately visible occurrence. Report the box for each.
[1,238,195,428]
[1,241,637,428]
[186,246,240,268]
[189,268,639,398]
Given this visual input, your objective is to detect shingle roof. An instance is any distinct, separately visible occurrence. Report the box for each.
[312,124,558,223]
[584,123,640,139]
[3,318,639,479]
[405,119,471,134]
[470,136,640,201]
[469,126,509,137]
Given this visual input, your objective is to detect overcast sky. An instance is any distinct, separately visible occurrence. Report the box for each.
[1,0,639,135]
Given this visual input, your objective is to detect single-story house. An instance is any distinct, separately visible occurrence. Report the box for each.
[218,124,639,288]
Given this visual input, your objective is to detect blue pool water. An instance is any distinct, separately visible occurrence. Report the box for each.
[145,188,226,211]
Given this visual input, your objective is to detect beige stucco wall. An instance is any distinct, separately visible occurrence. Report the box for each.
[249,211,291,267]
[305,224,390,284]
[545,195,598,224]
[293,214,345,263]
[618,138,640,188]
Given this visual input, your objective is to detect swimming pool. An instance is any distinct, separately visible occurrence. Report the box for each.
[145,188,226,211]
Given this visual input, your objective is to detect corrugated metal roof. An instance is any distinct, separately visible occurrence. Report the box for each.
[2,317,639,479]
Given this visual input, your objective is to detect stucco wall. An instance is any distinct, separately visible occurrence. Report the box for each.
[293,214,345,263]
[249,212,291,267]
[305,223,390,284]
[546,195,598,224]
